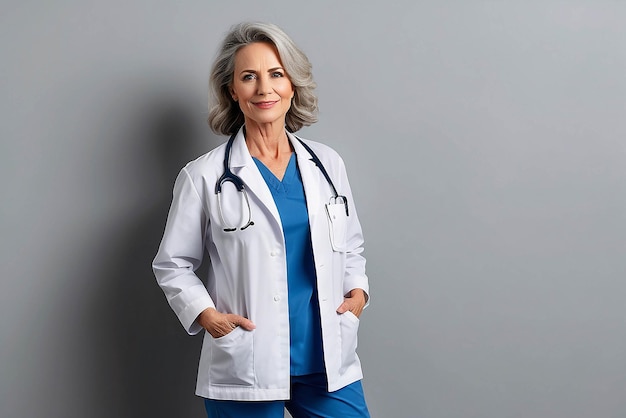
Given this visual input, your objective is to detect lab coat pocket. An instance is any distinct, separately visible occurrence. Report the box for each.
[326,203,348,251]
[209,327,255,386]
[338,311,360,374]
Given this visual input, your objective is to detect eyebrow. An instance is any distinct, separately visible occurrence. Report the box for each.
[239,67,285,75]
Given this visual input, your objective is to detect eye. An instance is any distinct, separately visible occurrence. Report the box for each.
[271,71,284,78]
[242,73,256,81]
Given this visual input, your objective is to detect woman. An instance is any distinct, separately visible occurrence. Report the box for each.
[153,22,370,417]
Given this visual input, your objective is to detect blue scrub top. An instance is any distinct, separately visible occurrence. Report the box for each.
[253,154,325,376]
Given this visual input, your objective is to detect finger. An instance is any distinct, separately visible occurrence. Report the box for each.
[213,323,231,337]
[351,299,365,315]
[226,314,256,331]
[351,305,364,318]
[211,317,234,337]
[336,300,351,314]
[338,299,365,318]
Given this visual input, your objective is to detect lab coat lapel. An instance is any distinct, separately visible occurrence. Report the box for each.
[290,133,322,223]
[228,129,282,228]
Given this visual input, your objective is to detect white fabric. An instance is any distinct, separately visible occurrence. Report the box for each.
[153,127,369,400]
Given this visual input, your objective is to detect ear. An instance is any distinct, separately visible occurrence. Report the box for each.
[229,86,238,102]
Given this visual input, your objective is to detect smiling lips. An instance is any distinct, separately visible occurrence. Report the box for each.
[253,100,279,109]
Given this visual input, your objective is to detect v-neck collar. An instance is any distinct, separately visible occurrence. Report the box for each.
[253,153,297,192]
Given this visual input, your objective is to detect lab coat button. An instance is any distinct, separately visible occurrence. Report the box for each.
[273,295,280,302]
[270,250,279,257]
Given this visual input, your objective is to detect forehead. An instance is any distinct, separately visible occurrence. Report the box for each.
[234,42,283,69]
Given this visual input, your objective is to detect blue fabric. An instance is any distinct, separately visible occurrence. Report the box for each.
[253,154,325,375]
[204,373,370,418]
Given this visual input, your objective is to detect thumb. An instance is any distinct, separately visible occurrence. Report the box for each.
[336,301,350,314]
[227,314,256,331]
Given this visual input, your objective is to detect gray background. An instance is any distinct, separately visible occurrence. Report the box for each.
[1,1,625,417]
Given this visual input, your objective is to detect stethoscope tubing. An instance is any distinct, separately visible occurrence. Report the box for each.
[215,132,348,231]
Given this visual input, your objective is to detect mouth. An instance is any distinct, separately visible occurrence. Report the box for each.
[252,100,279,109]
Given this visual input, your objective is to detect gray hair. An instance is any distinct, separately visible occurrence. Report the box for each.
[208,22,318,135]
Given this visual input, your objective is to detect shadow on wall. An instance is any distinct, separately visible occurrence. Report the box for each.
[84,97,219,418]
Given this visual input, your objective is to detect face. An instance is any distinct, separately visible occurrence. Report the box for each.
[230,42,294,129]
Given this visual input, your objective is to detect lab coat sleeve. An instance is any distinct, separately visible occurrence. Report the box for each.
[336,156,370,307]
[152,167,215,335]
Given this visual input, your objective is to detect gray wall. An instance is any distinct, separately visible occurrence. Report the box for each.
[2,1,625,417]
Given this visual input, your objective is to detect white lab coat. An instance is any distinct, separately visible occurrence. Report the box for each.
[152,127,369,401]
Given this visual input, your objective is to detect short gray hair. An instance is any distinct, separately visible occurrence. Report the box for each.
[208,22,318,135]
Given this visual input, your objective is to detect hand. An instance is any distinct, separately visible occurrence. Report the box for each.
[196,307,256,338]
[336,289,367,318]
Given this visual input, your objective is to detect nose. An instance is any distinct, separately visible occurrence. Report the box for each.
[256,74,272,96]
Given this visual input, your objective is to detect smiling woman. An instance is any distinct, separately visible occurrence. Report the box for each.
[153,22,371,417]
[230,42,294,128]
[230,42,295,179]
[208,22,318,136]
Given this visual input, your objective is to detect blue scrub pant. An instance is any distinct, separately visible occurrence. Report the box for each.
[203,373,370,418]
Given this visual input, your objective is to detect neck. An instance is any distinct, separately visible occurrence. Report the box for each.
[244,120,291,159]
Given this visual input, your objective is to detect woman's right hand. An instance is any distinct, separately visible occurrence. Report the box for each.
[196,307,256,338]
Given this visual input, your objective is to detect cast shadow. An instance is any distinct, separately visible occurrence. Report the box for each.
[88,97,221,417]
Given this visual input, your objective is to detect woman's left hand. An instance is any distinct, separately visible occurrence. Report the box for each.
[336,288,367,318]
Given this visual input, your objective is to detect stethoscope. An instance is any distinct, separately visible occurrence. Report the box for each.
[215,132,349,232]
